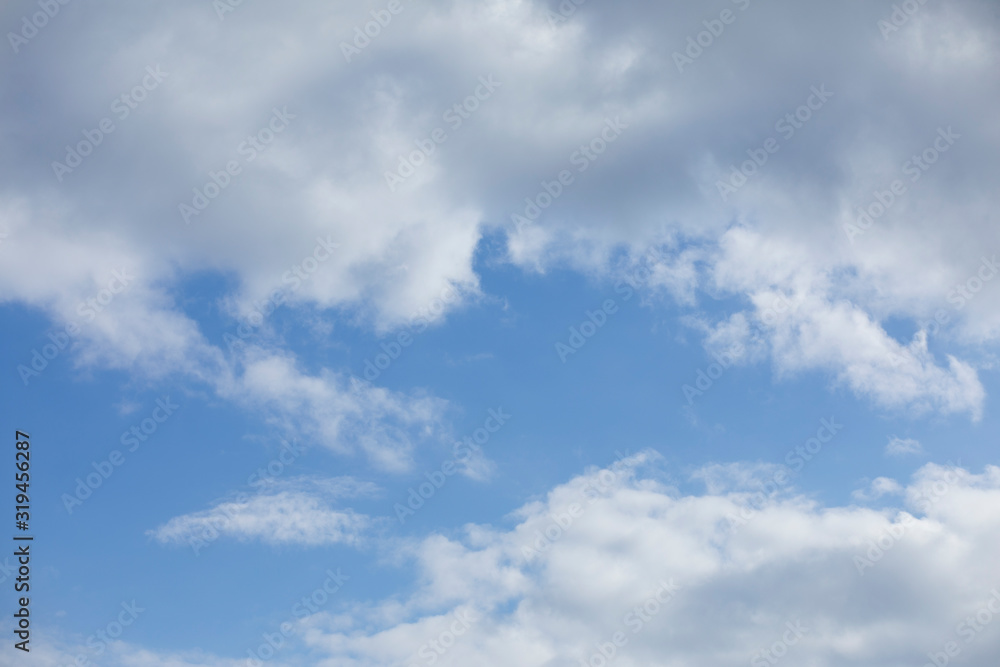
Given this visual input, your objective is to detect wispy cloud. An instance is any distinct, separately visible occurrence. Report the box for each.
[148,477,376,548]
[886,436,925,457]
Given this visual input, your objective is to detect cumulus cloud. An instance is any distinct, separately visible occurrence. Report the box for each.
[26,456,1000,667]
[706,228,987,419]
[280,456,1000,666]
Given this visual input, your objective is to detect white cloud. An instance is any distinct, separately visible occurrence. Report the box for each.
[2,0,999,422]
[707,228,986,420]
[220,347,448,472]
[6,1,1000,664]
[689,460,788,495]
[0,634,249,667]
[148,477,375,548]
[454,447,498,483]
[886,436,925,457]
[113,648,251,667]
[20,456,1000,666]
[285,456,1000,666]
[0,212,449,468]
[851,476,904,502]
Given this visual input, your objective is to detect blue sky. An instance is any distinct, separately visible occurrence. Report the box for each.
[3,1,1000,666]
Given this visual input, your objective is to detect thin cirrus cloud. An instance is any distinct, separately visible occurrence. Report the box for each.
[217,347,450,472]
[851,476,905,502]
[147,476,377,548]
[886,436,926,457]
